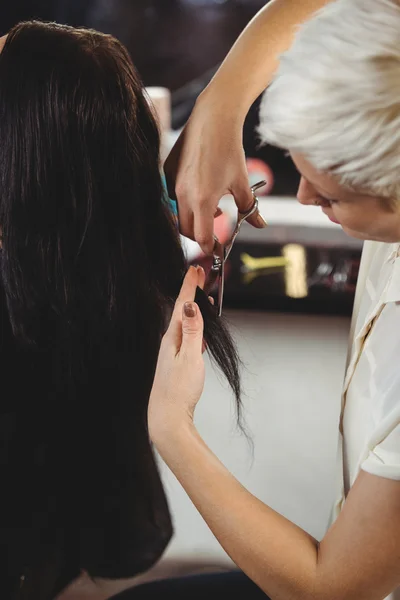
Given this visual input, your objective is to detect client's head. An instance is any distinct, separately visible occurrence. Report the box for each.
[259,0,400,243]
[0,20,175,344]
[0,21,241,598]
[0,19,240,390]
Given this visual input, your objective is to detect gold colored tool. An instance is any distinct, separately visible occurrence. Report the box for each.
[240,244,309,299]
[282,244,308,299]
[240,253,289,286]
[240,253,289,271]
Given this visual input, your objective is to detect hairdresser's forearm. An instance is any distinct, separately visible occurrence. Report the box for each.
[200,0,333,120]
[157,423,319,600]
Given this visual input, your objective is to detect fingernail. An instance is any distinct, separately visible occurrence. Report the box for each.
[197,266,204,275]
[256,213,268,228]
[184,302,197,318]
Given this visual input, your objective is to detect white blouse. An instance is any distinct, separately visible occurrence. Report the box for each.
[333,240,400,600]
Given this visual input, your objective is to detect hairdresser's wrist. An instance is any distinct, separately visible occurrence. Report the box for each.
[151,414,197,457]
[196,79,250,127]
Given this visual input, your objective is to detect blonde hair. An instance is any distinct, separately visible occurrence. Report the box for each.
[258,0,400,200]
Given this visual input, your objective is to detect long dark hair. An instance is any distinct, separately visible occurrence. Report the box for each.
[0,21,241,600]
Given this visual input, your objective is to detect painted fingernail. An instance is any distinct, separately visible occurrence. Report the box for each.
[256,213,268,228]
[184,302,197,318]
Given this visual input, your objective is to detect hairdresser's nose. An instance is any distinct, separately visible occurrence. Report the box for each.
[297,176,318,206]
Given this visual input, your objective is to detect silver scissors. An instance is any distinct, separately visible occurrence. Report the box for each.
[204,180,267,316]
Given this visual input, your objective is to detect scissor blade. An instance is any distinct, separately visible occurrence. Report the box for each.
[205,238,224,293]
[217,260,225,317]
[204,266,220,295]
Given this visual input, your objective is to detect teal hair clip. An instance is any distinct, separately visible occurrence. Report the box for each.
[161,173,178,225]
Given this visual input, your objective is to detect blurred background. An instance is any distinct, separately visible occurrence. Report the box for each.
[1,3,356,597]
[0,0,300,194]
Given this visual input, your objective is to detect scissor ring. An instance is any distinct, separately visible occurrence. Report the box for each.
[251,180,266,202]
[238,180,266,221]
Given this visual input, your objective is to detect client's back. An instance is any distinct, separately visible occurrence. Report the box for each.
[0,22,241,600]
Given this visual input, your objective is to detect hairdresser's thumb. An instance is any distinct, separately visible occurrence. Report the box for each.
[181,302,204,358]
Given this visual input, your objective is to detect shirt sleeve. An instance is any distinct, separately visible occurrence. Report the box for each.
[359,285,400,481]
[362,422,400,480]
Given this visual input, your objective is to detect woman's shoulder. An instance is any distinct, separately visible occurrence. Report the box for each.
[362,240,400,293]
[363,239,399,269]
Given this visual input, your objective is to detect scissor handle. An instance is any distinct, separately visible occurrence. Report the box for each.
[224,180,266,260]
[237,179,266,223]
[251,180,267,195]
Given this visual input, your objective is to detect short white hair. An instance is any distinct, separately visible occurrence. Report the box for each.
[258,0,400,200]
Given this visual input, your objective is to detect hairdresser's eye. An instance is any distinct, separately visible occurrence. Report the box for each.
[316,194,338,206]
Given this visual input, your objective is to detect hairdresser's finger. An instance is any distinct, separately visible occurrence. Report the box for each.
[181,302,204,359]
[193,202,219,255]
[231,180,268,229]
[165,266,199,344]
[196,265,206,291]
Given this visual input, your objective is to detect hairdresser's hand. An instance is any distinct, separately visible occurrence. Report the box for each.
[164,93,268,255]
[148,266,206,442]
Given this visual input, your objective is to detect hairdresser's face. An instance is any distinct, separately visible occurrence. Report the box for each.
[292,152,400,243]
